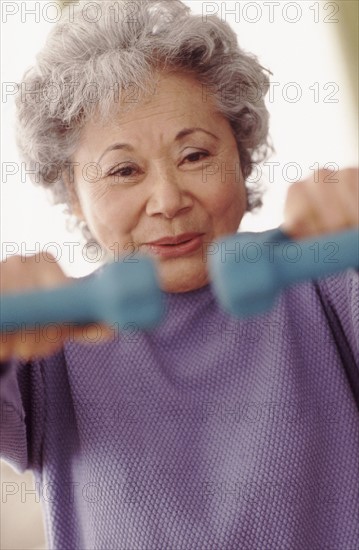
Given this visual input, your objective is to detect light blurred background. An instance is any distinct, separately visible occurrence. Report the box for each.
[1,1,358,549]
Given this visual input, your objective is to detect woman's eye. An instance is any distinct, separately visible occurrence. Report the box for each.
[108,165,137,178]
[184,151,209,163]
[107,153,210,179]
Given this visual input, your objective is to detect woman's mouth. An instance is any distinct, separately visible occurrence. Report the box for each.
[141,235,204,258]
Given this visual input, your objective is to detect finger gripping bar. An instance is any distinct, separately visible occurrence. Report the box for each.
[0,257,165,332]
[208,227,359,318]
[1,229,358,330]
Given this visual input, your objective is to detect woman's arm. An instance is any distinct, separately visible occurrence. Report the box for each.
[1,357,28,473]
[0,253,110,472]
[280,166,359,398]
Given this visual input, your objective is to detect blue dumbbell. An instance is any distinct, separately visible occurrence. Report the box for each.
[208,227,359,318]
[0,256,165,332]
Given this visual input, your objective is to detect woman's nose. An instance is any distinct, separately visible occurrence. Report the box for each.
[145,168,192,219]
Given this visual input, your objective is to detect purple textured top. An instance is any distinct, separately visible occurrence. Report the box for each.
[1,269,359,549]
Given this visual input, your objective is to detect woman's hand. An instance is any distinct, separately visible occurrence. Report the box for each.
[0,254,113,362]
[281,167,359,240]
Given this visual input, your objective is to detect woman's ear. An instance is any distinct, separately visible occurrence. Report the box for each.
[62,167,84,220]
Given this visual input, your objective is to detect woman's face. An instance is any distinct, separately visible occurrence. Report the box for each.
[71,71,247,292]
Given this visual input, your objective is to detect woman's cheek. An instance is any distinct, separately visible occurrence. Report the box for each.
[213,173,245,217]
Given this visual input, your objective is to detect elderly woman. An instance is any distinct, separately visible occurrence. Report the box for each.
[1,1,358,549]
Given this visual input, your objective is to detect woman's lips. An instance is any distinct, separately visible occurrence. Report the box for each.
[141,235,204,258]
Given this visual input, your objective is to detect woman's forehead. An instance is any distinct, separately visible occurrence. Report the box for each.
[81,73,221,137]
[106,71,213,114]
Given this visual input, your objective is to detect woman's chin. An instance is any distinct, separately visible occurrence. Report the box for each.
[156,260,209,293]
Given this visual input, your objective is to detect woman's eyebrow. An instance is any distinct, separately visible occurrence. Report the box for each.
[175,127,219,142]
[96,127,219,164]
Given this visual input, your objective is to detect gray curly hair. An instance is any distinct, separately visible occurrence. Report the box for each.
[15,0,274,248]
